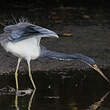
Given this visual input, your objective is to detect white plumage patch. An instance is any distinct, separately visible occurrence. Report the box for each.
[4,37,41,61]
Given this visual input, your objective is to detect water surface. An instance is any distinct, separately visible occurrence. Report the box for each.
[0,72,109,110]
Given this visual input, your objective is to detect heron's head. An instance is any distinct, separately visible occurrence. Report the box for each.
[75,54,110,83]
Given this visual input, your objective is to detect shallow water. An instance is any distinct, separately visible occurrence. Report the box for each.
[0,72,110,110]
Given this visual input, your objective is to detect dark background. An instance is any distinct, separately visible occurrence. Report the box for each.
[0,0,110,9]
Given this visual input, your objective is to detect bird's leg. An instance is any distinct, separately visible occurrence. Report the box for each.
[27,61,36,90]
[15,58,21,91]
[28,89,36,110]
[15,94,18,109]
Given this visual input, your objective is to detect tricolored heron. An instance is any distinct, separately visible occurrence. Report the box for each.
[0,21,109,90]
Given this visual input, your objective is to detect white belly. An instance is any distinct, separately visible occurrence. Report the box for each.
[4,37,41,61]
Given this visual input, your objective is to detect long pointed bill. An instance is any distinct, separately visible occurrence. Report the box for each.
[93,64,110,83]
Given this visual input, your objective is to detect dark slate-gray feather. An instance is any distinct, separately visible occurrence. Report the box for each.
[4,25,16,32]
[7,25,57,42]
[8,25,41,42]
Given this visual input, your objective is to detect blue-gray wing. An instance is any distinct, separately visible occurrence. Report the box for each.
[8,25,44,42]
[8,25,57,42]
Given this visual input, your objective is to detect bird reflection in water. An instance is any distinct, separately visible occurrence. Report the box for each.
[15,89,36,110]
[86,91,110,110]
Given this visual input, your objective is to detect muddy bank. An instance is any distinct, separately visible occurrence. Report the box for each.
[0,7,110,76]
